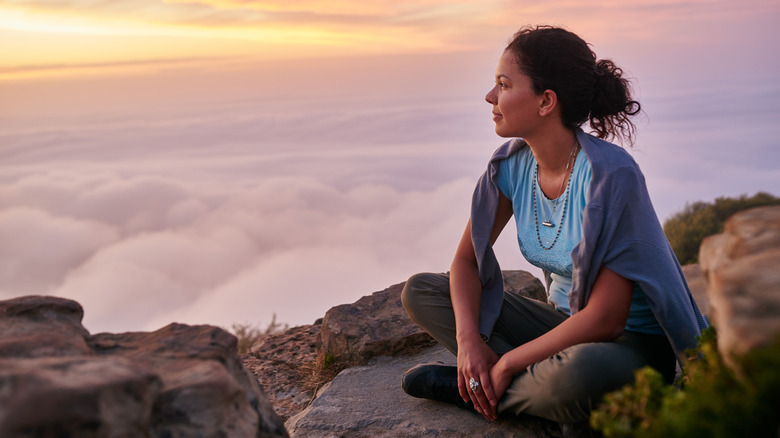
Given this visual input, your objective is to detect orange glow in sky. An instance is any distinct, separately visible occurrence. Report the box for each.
[0,0,507,79]
[5,0,779,79]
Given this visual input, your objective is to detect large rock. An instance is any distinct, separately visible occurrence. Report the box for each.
[502,270,547,303]
[699,206,780,365]
[319,271,546,366]
[0,295,92,358]
[285,345,558,438]
[0,295,288,438]
[319,281,436,366]
[0,356,162,437]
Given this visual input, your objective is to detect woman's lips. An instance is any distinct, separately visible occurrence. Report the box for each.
[492,113,502,122]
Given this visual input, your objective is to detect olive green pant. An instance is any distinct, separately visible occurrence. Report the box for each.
[401,272,676,423]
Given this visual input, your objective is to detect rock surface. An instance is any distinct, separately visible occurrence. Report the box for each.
[681,264,709,316]
[699,205,780,364]
[285,345,558,438]
[245,323,322,422]
[0,295,288,438]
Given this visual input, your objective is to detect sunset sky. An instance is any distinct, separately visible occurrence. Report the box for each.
[1,0,779,334]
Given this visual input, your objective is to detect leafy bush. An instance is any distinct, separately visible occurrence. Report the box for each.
[663,192,780,265]
[591,328,780,437]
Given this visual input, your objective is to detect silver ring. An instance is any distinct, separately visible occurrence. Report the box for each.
[469,377,480,392]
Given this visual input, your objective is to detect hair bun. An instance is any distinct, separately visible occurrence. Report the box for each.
[592,60,633,116]
[589,59,640,142]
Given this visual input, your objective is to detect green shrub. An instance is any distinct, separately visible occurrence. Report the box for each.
[663,192,780,265]
[589,366,676,437]
[591,328,780,437]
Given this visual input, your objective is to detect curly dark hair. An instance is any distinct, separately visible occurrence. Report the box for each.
[505,25,641,145]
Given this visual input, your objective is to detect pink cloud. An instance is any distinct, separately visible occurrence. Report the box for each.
[0,207,119,293]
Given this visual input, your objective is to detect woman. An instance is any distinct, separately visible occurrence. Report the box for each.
[401,25,708,430]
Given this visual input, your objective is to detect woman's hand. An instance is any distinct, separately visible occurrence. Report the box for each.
[486,357,514,419]
[457,335,499,420]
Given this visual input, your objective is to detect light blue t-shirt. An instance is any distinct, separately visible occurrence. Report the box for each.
[497,146,663,335]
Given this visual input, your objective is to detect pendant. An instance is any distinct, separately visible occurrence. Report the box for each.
[542,220,555,228]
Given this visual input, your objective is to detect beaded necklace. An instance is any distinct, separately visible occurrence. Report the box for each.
[532,142,580,250]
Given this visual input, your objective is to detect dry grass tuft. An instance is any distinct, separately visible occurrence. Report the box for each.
[230,313,289,355]
[298,352,355,395]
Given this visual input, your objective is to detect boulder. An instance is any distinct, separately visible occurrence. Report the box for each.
[699,206,780,365]
[0,295,91,358]
[285,345,558,438]
[0,295,288,438]
[502,270,547,303]
[0,356,162,437]
[318,271,546,366]
[318,281,436,366]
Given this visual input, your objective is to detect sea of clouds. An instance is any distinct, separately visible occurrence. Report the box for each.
[1,52,778,333]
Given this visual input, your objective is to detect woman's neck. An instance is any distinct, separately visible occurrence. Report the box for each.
[526,127,578,175]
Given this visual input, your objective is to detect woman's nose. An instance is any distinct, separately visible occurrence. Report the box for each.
[485,86,497,104]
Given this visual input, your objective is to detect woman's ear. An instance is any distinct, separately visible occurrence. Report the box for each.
[539,89,558,117]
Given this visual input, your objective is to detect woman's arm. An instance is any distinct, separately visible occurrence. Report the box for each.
[450,192,513,419]
[487,266,633,418]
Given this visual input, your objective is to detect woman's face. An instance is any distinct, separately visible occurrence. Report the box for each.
[485,51,544,138]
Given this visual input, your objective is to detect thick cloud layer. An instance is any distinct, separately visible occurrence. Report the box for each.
[0,155,492,332]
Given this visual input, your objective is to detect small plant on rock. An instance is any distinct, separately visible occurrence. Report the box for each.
[298,352,354,394]
[591,328,780,437]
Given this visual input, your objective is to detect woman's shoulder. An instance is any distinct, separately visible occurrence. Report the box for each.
[495,141,535,189]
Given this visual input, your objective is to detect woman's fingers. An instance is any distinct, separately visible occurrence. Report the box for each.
[465,376,483,415]
[457,370,469,403]
[480,369,498,410]
[468,373,496,421]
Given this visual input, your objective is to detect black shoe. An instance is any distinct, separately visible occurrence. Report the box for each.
[402,363,474,411]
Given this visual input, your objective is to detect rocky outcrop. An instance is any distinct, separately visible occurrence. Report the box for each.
[0,295,288,438]
[279,271,552,437]
[699,205,780,366]
[4,253,733,438]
